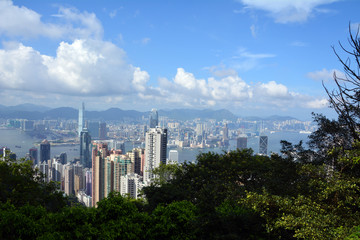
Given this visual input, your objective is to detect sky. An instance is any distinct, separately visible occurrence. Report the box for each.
[0,0,359,120]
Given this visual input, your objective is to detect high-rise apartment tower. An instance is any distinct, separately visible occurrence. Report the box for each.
[144,127,167,183]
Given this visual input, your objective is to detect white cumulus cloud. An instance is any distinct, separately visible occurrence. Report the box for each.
[0,39,149,96]
[0,0,103,39]
[239,0,340,23]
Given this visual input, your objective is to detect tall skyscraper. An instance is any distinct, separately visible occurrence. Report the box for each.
[99,122,107,140]
[259,136,268,155]
[223,123,229,141]
[78,102,85,138]
[40,139,50,163]
[29,148,38,165]
[88,121,99,139]
[128,148,144,176]
[64,163,74,196]
[80,128,92,168]
[149,109,158,128]
[92,143,109,206]
[237,137,247,150]
[144,127,167,183]
[39,161,49,182]
[85,170,92,197]
[59,152,67,165]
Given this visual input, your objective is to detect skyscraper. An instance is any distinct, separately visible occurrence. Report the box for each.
[80,128,92,168]
[223,123,229,141]
[99,122,107,140]
[29,147,38,165]
[237,137,247,150]
[78,102,85,138]
[144,127,167,183]
[88,121,99,139]
[92,143,109,206]
[59,152,67,165]
[40,139,50,163]
[64,163,74,196]
[259,136,268,155]
[128,148,144,176]
[149,109,158,128]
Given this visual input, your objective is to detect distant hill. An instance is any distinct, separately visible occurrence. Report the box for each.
[243,115,297,121]
[6,103,51,112]
[44,107,78,119]
[159,109,238,121]
[0,104,299,122]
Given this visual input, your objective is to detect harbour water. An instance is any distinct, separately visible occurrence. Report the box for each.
[0,129,311,163]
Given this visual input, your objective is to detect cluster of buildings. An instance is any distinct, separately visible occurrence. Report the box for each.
[23,106,172,207]
[0,104,316,207]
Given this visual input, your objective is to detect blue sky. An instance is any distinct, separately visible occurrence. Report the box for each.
[0,0,359,119]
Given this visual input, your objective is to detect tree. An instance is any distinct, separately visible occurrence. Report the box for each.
[324,24,360,142]
[0,156,66,212]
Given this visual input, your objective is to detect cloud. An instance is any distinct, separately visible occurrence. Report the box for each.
[351,22,360,31]
[291,41,307,47]
[238,0,340,23]
[250,24,257,38]
[305,98,329,108]
[0,0,103,39]
[153,68,325,110]
[133,67,150,92]
[258,81,290,98]
[207,65,238,78]
[0,39,149,96]
[141,37,151,45]
[307,68,345,82]
[229,48,275,71]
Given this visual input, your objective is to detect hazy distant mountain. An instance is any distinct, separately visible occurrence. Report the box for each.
[44,107,78,119]
[0,104,299,122]
[7,104,51,112]
[86,108,144,121]
[158,109,238,121]
[243,115,297,121]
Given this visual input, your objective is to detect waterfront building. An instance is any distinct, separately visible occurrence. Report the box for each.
[168,150,179,163]
[88,121,99,139]
[22,120,34,132]
[40,139,50,163]
[78,102,85,138]
[144,127,167,183]
[99,122,107,140]
[149,109,158,128]
[259,136,268,155]
[59,152,67,165]
[236,137,247,150]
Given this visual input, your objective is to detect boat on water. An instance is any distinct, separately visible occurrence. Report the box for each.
[15,145,21,148]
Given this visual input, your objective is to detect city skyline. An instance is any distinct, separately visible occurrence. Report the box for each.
[0,0,359,119]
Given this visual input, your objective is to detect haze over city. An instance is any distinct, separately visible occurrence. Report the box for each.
[0,0,359,119]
